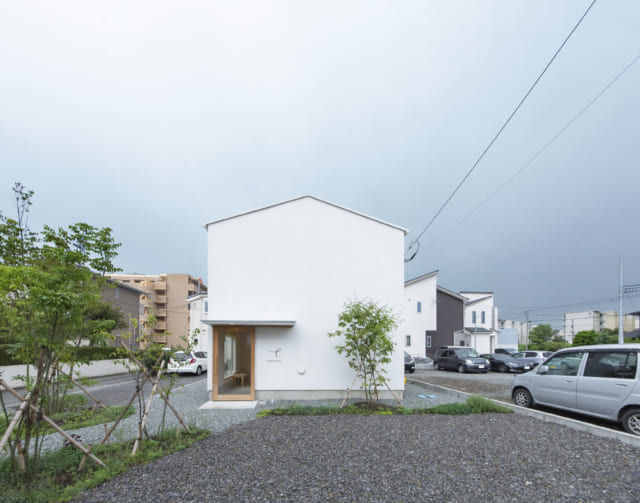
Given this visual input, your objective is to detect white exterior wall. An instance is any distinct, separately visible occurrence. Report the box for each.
[462,293,495,329]
[563,311,602,342]
[188,294,210,353]
[206,197,407,399]
[404,274,437,358]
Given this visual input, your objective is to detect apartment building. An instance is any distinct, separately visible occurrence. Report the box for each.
[109,273,207,348]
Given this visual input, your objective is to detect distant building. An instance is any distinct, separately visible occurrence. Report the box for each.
[187,293,209,353]
[109,273,207,348]
[424,286,466,358]
[498,319,538,346]
[404,271,438,358]
[455,292,499,354]
[101,280,144,349]
[560,310,637,343]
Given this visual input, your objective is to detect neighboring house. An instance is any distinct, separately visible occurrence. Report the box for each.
[203,196,408,402]
[425,286,466,358]
[454,292,499,354]
[403,271,438,359]
[100,280,144,349]
[187,293,210,353]
[109,273,207,348]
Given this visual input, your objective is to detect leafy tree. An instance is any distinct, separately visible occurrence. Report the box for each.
[328,299,398,404]
[572,330,599,346]
[0,183,121,477]
[528,324,558,348]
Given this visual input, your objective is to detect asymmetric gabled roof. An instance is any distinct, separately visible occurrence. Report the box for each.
[437,286,467,302]
[464,295,493,306]
[405,270,439,287]
[204,195,408,235]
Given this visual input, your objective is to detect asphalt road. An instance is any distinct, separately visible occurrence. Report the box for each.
[410,367,627,432]
[0,372,207,410]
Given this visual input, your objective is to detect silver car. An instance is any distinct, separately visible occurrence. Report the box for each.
[511,344,640,435]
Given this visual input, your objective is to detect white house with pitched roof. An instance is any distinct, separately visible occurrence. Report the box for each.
[202,196,408,403]
[404,271,438,358]
[454,291,499,354]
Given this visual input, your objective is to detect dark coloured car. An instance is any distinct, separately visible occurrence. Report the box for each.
[404,352,416,373]
[480,353,532,373]
[433,347,489,373]
[495,348,517,356]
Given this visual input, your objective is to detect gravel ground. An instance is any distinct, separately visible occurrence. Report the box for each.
[74,413,640,503]
[66,378,640,503]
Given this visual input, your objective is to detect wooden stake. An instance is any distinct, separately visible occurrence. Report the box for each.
[341,374,358,408]
[57,368,108,409]
[0,391,31,452]
[131,361,164,456]
[0,380,106,468]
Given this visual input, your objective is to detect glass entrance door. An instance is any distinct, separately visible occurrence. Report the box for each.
[213,326,254,400]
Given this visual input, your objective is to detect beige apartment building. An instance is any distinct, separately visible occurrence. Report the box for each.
[109,273,207,349]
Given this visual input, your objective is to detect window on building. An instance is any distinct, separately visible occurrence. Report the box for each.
[426,335,432,348]
[204,301,209,313]
[481,311,485,324]
[417,301,422,313]
[406,335,411,346]
[472,311,477,324]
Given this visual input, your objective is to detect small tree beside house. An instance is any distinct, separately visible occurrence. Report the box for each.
[329,299,398,404]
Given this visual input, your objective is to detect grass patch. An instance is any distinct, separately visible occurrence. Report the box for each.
[0,405,135,439]
[0,427,210,502]
[257,395,512,417]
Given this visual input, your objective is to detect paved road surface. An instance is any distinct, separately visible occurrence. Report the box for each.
[0,372,207,409]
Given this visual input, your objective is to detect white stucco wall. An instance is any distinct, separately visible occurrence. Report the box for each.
[205,196,407,399]
[187,294,210,354]
[462,293,495,330]
[403,273,437,358]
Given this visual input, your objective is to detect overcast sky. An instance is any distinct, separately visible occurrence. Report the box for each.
[1,1,639,329]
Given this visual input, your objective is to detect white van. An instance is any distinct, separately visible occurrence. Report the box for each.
[511,344,640,435]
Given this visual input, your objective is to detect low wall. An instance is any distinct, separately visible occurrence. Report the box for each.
[0,359,135,389]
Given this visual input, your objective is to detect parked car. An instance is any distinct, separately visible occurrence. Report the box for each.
[404,352,416,373]
[433,347,489,373]
[495,348,517,356]
[511,344,640,435]
[167,351,208,376]
[511,350,553,368]
[480,353,532,373]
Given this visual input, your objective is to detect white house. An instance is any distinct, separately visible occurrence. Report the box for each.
[404,271,438,358]
[454,292,499,354]
[186,293,210,353]
[203,196,408,402]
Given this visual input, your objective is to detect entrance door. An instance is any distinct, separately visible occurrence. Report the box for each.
[212,326,255,400]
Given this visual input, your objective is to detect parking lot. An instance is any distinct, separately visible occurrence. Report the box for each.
[409,368,515,401]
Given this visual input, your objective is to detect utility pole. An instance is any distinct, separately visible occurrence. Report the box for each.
[619,256,624,344]
[524,310,531,350]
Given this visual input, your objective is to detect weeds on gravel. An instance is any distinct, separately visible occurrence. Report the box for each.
[0,427,210,503]
[257,395,512,417]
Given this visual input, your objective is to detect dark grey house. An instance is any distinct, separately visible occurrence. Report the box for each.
[425,286,466,358]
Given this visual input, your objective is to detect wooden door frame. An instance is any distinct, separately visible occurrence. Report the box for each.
[212,326,255,401]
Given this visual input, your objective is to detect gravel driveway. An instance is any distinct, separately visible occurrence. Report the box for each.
[72,376,640,502]
[75,413,640,502]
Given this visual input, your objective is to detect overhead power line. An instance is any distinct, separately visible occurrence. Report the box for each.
[405,0,598,262]
[424,50,640,248]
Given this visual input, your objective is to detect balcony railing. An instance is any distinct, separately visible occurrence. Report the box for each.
[155,295,167,304]
[155,309,168,318]
[153,281,167,291]
[154,321,167,330]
